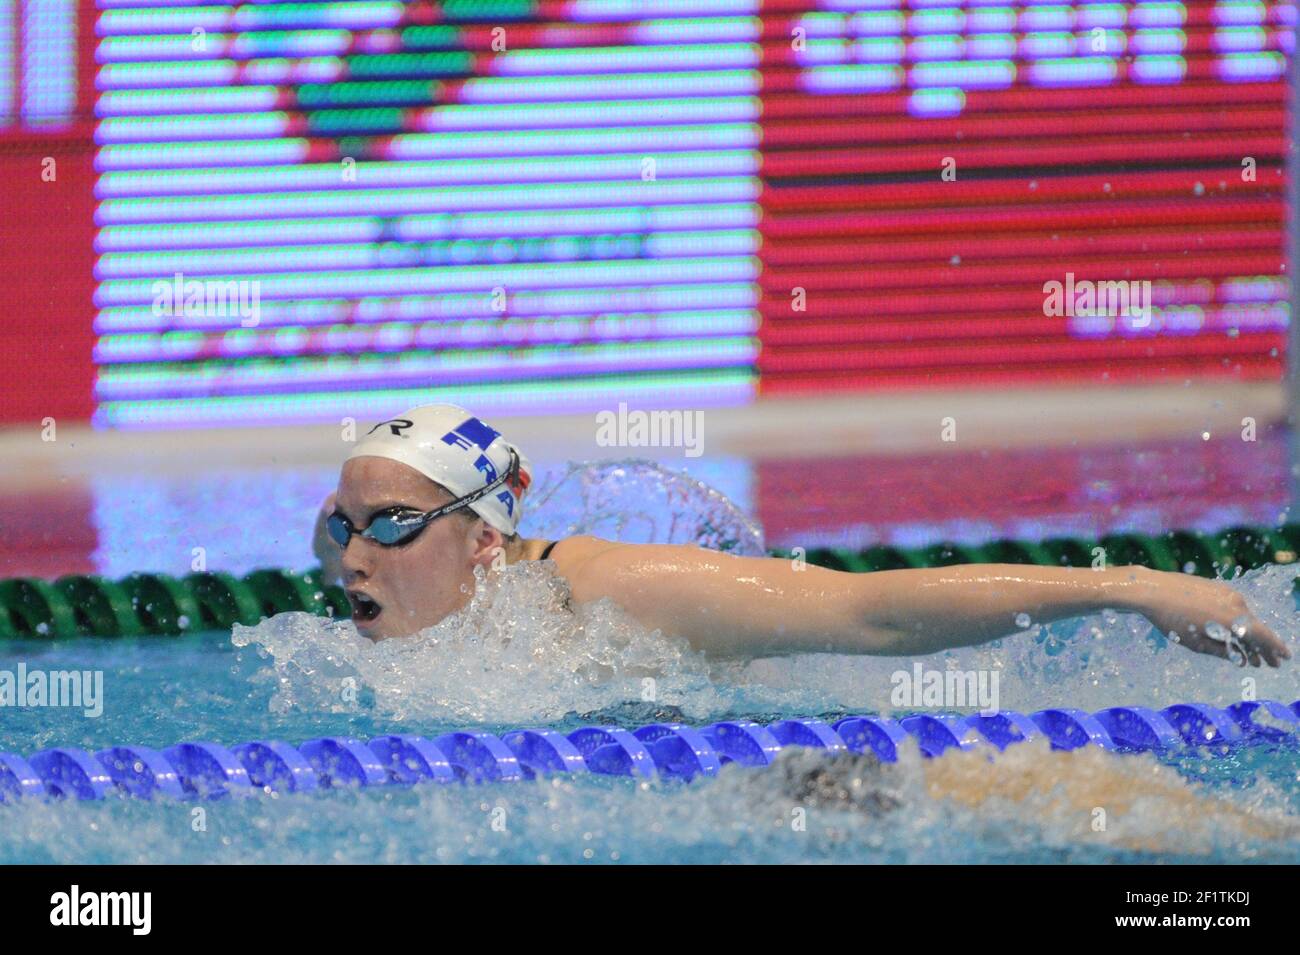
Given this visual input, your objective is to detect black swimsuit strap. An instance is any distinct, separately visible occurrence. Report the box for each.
[539,539,559,560]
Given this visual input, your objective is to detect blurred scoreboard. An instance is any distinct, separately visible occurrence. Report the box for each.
[5,0,1296,426]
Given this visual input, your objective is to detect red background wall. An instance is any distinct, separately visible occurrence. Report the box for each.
[0,0,98,424]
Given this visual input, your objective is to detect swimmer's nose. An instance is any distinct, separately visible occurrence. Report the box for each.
[339,534,376,578]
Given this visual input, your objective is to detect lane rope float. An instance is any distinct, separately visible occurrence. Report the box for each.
[2,699,1297,803]
[1,522,1297,639]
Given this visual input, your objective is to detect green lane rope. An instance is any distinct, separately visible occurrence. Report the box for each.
[1,523,1296,639]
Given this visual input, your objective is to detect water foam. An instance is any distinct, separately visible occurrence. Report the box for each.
[234,558,745,724]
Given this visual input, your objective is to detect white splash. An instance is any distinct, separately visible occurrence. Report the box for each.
[233,559,733,724]
[522,458,766,555]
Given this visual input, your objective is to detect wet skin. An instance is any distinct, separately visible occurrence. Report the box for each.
[319,458,1290,667]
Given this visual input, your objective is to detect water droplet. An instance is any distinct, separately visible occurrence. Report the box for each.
[1015,612,1032,628]
[1193,182,1205,196]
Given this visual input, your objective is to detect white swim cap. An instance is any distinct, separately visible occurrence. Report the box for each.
[346,404,533,535]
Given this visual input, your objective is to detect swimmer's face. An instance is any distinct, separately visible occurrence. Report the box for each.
[333,456,502,641]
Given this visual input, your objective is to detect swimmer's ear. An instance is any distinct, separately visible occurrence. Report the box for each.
[312,492,345,586]
[466,518,507,570]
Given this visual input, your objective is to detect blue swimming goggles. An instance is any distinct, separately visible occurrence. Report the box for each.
[326,448,519,549]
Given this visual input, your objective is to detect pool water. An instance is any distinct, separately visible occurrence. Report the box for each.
[2,556,1298,864]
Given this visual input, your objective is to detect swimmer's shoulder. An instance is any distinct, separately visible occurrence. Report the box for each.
[541,537,725,576]
[532,536,631,609]
[536,537,722,605]
[534,535,623,572]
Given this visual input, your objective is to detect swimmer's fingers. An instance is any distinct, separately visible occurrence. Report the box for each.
[1241,617,1289,668]
[1145,574,1291,668]
[1168,627,1230,662]
[1167,619,1287,668]
[1223,631,1260,668]
[1207,616,1286,668]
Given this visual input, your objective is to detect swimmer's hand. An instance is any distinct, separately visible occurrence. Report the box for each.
[312,491,345,587]
[1128,567,1290,668]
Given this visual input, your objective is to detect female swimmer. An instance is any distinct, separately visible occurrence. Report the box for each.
[311,404,1289,669]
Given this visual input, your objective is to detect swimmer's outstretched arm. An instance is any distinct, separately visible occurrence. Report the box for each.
[559,540,1290,667]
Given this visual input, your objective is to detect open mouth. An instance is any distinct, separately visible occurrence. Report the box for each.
[346,590,383,626]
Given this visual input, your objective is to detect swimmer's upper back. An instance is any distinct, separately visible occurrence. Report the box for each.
[534,536,624,579]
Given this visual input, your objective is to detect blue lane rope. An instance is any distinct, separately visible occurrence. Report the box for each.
[2,699,1298,803]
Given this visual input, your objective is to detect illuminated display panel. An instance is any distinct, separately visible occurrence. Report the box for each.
[92,0,763,427]
[760,0,1294,393]
[1,0,79,129]
[89,0,1292,428]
